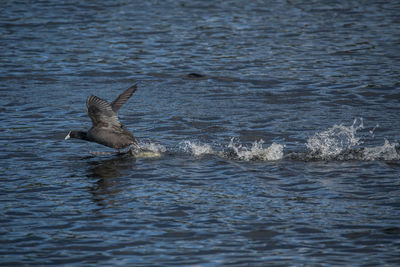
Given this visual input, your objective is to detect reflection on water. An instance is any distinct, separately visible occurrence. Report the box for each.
[1,0,400,266]
[87,155,135,207]
[88,154,135,180]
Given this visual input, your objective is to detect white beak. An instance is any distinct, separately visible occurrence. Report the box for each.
[65,132,71,140]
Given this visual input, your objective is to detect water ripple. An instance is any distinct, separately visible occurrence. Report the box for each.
[1,0,400,266]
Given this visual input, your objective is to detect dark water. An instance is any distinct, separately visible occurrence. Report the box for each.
[1,1,400,266]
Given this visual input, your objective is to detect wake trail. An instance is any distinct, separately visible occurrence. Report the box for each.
[136,118,400,162]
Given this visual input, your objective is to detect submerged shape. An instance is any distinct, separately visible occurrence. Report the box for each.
[129,141,166,158]
[129,148,162,158]
[65,84,139,150]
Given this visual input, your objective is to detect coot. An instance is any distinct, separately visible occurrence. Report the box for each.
[65,84,139,152]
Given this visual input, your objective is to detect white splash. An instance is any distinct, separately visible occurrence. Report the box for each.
[136,118,399,162]
[369,123,380,138]
[181,141,214,157]
[181,139,284,161]
[306,118,364,159]
[227,138,284,161]
[362,139,400,161]
[138,142,167,153]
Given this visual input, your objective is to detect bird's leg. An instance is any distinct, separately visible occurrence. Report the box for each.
[126,143,141,156]
[134,142,141,150]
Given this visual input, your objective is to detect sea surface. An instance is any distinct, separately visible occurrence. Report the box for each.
[1,1,400,266]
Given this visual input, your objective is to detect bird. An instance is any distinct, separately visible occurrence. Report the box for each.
[65,84,140,154]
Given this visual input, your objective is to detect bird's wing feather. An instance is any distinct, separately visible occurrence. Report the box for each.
[86,95,121,128]
[111,84,137,113]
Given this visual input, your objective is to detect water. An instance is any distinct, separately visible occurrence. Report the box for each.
[1,1,400,266]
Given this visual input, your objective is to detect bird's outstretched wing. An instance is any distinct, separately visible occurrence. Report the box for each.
[111,84,137,113]
[86,95,121,128]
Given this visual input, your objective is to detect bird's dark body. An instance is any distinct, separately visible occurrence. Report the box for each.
[66,84,139,150]
[87,126,136,149]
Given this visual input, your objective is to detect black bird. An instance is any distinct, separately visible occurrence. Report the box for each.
[65,85,139,153]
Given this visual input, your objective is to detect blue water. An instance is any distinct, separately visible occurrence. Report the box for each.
[1,1,400,266]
